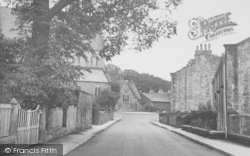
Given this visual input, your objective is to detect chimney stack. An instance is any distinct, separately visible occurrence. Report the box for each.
[149,89,155,94]
[158,88,163,94]
[195,43,212,56]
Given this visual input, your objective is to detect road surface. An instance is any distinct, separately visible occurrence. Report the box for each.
[66,112,225,156]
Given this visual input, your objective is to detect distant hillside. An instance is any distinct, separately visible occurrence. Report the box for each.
[106,64,171,93]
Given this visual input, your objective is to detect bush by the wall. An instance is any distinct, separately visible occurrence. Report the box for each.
[182,111,217,130]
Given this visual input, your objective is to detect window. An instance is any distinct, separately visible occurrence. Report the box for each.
[123,95,129,103]
[95,87,101,96]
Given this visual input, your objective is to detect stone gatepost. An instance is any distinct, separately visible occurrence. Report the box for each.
[9,98,19,136]
[38,106,48,143]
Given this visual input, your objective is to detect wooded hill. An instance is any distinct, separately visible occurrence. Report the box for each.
[106,64,171,93]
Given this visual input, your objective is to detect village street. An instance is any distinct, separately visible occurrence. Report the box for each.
[66,113,225,156]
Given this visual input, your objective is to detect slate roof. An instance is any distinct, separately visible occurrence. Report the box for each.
[78,69,110,83]
[128,82,141,100]
[142,93,170,103]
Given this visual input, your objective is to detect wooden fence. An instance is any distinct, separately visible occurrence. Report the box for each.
[0,104,12,137]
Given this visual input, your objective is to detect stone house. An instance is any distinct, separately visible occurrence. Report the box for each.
[212,37,250,136]
[171,44,220,112]
[116,80,142,111]
[141,89,171,112]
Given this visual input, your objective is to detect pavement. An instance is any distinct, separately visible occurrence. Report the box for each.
[151,121,250,156]
[49,116,121,155]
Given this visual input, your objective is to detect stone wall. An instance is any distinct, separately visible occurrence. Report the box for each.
[224,38,250,136]
[159,112,186,127]
[47,108,63,129]
[229,115,250,136]
[66,106,77,132]
[225,38,250,113]
[98,111,111,125]
[76,92,93,130]
[39,92,93,143]
[171,44,220,112]
[92,110,111,125]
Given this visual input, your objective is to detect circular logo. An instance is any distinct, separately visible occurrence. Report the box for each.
[5,148,11,153]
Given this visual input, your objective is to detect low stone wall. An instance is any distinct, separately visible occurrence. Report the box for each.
[159,113,169,125]
[159,112,186,128]
[229,114,250,136]
[99,111,111,125]
[182,125,225,139]
[66,106,77,132]
[47,108,63,129]
[92,110,111,125]
[76,91,93,131]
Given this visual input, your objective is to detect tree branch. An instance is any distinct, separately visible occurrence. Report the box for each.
[46,0,78,21]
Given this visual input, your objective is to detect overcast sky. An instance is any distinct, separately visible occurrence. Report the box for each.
[108,0,250,81]
[1,0,250,81]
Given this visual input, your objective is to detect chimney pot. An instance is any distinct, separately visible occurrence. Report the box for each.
[205,44,207,50]
[200,44,203,50]
[208,44,211,50]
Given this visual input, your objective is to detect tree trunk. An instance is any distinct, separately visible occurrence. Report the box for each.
[30,0,78,59]
[31,0,50,59]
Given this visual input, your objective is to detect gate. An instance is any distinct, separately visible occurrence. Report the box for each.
[16,105,41,145]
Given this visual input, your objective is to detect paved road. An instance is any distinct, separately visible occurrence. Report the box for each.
[66,113,225,156]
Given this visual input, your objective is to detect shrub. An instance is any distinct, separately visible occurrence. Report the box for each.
[95,89,120,111]
[182,111,217,130]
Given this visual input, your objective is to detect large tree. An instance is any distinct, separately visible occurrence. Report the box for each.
[106,63,123,82]
[3,0,181,107]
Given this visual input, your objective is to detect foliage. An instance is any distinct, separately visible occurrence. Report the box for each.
[106,64,171,92]
[95,89,120,111]
[198,100,212,112]
[110,81,120,93]
[123,69,171,92]
[0,33,26,102]
[2,0,181,108]
[106,64,123,82]
[182,110,217,130]
[4,0,182,59]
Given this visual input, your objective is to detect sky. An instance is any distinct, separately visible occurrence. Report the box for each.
[108,0,250,81]
[1,0,250,81]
